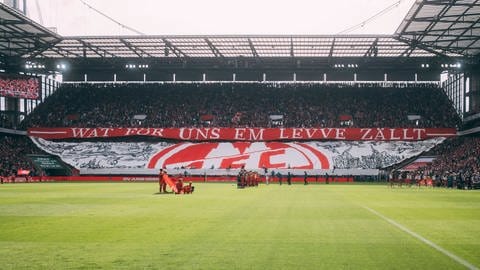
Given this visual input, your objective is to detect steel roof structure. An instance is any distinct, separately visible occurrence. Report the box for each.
[0,3,60,59]
[24,34,459,59]
[396,0,480,57]
[1,0,478,65]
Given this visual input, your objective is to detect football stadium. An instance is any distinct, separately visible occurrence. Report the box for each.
[1,0,480,269]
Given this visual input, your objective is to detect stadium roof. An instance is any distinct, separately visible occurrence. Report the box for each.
[396,0,480,57]
[0,3,60,58]
[25,34,461,59]
[0,0,477,65]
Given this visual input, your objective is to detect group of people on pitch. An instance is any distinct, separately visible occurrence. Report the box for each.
[158,168,194,194]
[237,168,260,188]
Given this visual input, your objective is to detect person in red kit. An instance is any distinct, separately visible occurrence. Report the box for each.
[175,178,184,194]
[183,181,194,194]
[158,168,167,193]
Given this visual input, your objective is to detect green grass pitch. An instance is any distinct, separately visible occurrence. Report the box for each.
[0,182,479,269]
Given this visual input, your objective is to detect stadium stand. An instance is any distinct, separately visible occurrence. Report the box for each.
[0,134,42,177]
[419,136,480,188]
[22,83,460,129]
[0,0,479,184]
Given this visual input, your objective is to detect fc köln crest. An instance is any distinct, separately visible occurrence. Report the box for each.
[147,142,331,170]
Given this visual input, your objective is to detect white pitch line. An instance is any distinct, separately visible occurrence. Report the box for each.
[363,206,478,270]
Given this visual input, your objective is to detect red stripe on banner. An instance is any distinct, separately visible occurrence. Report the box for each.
[297,143,330,169]
[147,143,186,169]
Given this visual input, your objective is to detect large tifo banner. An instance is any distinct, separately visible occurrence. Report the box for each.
[31,137,444,170]
[28,127,456,141]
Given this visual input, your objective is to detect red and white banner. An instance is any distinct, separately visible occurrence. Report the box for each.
[28,127,456,141]
[30,138,445,170]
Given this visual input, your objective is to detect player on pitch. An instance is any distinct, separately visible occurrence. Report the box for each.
[158,168,167,193]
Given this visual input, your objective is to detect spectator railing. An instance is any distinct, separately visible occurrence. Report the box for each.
[62,80,441,88]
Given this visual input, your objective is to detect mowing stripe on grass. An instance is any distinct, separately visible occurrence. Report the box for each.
[363,206,479,270]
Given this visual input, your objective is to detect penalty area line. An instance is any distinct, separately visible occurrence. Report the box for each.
[363,206,478,270]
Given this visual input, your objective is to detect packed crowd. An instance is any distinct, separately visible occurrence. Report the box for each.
[3,82,473,183]
[0,134,43,178]
[409,136,480,189]
[21,83,460,129]
[0,75,40,99]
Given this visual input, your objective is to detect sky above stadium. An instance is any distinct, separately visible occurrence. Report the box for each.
[27,0,416,36]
